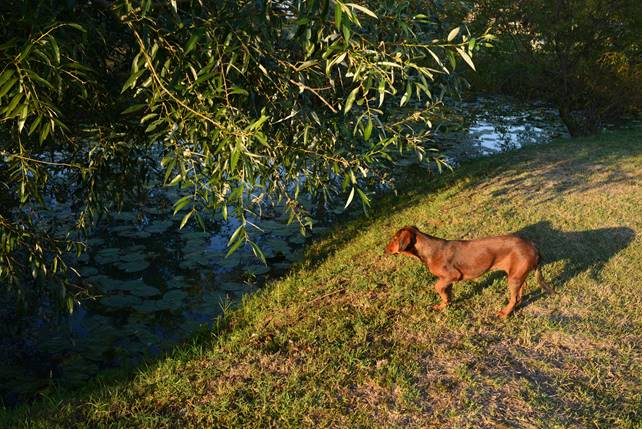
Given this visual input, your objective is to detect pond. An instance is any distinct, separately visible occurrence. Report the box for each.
[0,95,569,406]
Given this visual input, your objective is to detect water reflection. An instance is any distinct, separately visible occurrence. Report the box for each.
[438,96,569,161]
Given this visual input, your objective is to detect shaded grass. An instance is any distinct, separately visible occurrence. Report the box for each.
[2,128,641,428]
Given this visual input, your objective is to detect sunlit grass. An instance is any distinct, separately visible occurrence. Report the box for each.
[3,128,641,428]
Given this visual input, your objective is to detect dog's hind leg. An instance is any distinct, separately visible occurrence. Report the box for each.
[432,278,454,311]
[517,280,526,305]
[497,275,525,318]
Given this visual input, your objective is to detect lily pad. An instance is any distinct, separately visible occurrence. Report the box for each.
[161,290,188,307]
[219,282,246,292]
[167,278,189,289]
[272,262,292,271]
[122,280,160,297]
[145,220,173,234]
[288,234,306,245]
[285,250,303,262]
[94,248,121,265]
[179,251,211,269]
[119,251,147,262]
[134,300,162,313]
[118,229,151,239]
[79,266,99,277]
[217,255,241,269]
[244,264,270,275]
[87,275,125,292]
[59,356,99,385]
[123,244,146,252]
[266,238,291,253]
[116,259,150,273]
[112,211,137,221]
[111,225,136,233]
[100,294,142,309]
[182,239,208,253]
[200,290,228,308]
[86,238,105,247]
[181,231,211,240]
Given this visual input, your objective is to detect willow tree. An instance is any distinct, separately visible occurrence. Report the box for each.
[0,0,491,307]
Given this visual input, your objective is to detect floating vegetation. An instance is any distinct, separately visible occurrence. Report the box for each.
[94,248,121,265]
[124,281,160,297]
[116,259,150,273]
[178,251,210,270]
[219,282,246,292]
[100,294,142,309]
[145,220,173,234]
[244,265,270,275]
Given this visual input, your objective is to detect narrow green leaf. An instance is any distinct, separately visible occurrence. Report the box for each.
[26,70,55,90]
[0,77,17,99]
[140,113,157,124]
[456,47,476,71]
[179,210,193,229]
[400,82,412,106]
[342,22,351,42]
[39,120,51,142]
[364,119,373,141]
[66,23,86,33]
[28,114,43,136]
[168,173,182,186]
[226,237,244,257]
[344,186,355,209]
[121,103,147,115]
[0,69,14,88]
[346,3,377,19]
[356,187,370,207]
[447,27,460,42]
[163,159,176,184]
[227,224,244,247]
[248,240,266,264]
[229,86,249,96]
[344,86,359,113]
[3,92,22,116]
[185,34,200,54]
[230,143,240,172]
[17,104,28,133]
[173,195,192,214]
[121,69,145,94]
[48,36,60,64]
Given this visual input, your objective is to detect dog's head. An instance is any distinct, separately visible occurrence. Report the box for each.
[384,226,418,255]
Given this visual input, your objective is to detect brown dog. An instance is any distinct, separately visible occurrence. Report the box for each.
[385,226,554,317]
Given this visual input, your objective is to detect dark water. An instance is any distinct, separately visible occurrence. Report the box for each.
[0,96,569,405]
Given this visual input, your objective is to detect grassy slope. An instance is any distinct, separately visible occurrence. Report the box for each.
[3,129,642,428]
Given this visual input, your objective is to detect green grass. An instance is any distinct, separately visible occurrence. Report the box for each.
[3,128,642,428]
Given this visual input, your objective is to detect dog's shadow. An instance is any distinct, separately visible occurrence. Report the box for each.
[456,220,636,308]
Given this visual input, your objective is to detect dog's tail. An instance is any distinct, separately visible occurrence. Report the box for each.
[535,266,555,294]
[534,248,555,294]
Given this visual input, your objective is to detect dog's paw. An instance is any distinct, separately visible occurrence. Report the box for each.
[432,303,448,311]
[496,309,510,318]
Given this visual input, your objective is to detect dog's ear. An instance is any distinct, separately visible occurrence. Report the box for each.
[398,229,415,251]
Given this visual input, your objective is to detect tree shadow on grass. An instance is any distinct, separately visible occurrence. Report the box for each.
[456,220,635,310]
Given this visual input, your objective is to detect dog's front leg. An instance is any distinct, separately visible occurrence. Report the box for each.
[432,278,453,311]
